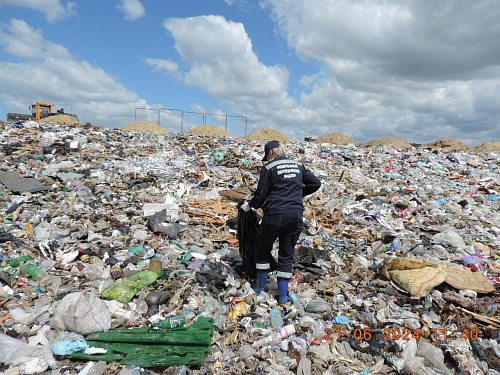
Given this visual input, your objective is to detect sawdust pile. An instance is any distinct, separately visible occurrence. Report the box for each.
[185,125,230,137]
[38,114,79,125]
[473,141,500,153]
[315,133,357,145]
[423,138,469,151]
[122,121,167,134]
[242,128,289,143]
[365,136,413,148]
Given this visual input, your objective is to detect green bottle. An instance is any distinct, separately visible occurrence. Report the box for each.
[8,255,32,267]
[151,315,186,329]
[22,263,44,280]
[424,294,433,310]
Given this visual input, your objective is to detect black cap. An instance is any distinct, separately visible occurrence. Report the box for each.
[262,140,280,161]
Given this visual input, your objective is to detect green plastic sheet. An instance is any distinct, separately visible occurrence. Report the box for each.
[68,317,214,368]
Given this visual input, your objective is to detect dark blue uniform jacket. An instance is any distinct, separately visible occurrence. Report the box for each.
[249,156,321,215]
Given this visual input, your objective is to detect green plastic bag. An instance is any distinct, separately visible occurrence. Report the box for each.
[101,270,164,303]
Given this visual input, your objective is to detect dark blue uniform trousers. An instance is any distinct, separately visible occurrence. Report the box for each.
[255,212,304,279]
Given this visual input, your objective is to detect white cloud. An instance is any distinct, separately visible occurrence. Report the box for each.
[143,1,500,143]
[144,58,178,73]
[224,0,249,7]
[0,19,148,127]
[163,15,293,107]
[0,0,76,22]
[253,0,500,144]
[144,57,182,80]
[0,19,71,60]
[116,0,145,22]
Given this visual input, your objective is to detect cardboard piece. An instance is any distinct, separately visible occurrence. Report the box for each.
[380,257,495,299]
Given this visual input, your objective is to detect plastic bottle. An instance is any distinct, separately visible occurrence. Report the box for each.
[77,361,108,375]
[151,315,186,329]
[311,319,326,340]
[8,255,32,267]
[252,324,295,348]
[124,365,142,375]
[269,308,284,330]
[21,262,44,280]
[42,348,59,370]
[424,294,433,310]
[289,292,307,316]
[486,303,499,316]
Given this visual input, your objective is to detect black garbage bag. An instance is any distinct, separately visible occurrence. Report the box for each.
[195,261,238,290]
[237,208,260,279]
[237,206,276,279]
[147,209,167,233]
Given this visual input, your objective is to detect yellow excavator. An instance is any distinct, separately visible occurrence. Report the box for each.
[7,101,79,122]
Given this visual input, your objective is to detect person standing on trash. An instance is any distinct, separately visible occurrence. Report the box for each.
[241,140,321,305]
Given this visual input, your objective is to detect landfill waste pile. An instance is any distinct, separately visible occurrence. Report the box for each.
[1,119,500,375]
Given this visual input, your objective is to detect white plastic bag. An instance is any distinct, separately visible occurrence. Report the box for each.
[52,291,111,335]
[0,333,58,374]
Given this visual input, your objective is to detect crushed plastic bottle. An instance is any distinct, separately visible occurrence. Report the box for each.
[21,262,44,280]
[7,255,32,267]
[289,292,307,316]
[311,319,326,340]
[424,294,433,310]
[252,324,296,348]
[486,303,499,316]
[269,308,284,330]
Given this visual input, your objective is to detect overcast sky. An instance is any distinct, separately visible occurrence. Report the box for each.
[0,0,499,146]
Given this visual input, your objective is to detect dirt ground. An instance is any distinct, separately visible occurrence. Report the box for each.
[422,138,470,151]
[241,128,289,143]
[185,125,230,137]
[315,133,357,145]
[38,114,80,126]
[122,121,168,134]
[365,136,413,148]
[474,141,500,153]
